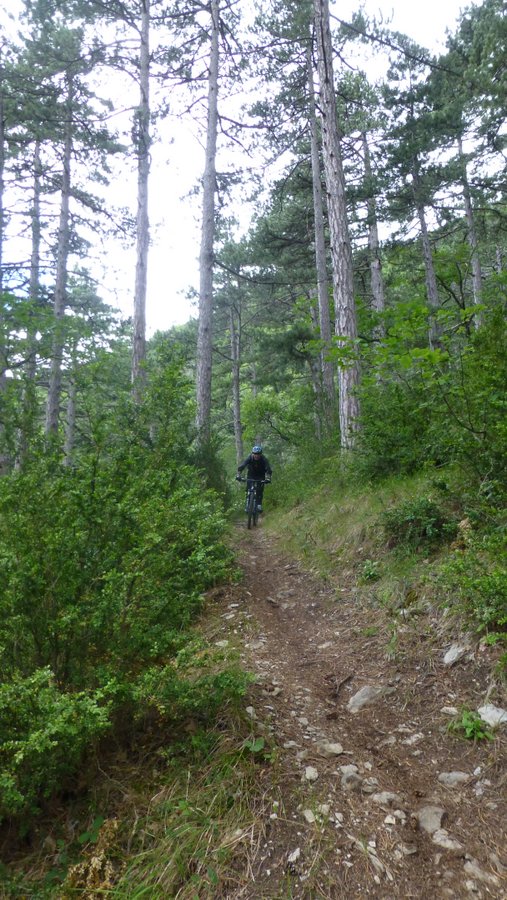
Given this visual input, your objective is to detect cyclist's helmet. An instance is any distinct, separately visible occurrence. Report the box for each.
[252,445,262,454]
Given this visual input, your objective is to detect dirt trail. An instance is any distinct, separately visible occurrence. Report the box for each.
[213,524,506,899]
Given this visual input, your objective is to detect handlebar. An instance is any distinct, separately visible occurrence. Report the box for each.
[236,476,271,484]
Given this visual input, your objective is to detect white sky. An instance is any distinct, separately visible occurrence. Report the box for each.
[2,0,467,334]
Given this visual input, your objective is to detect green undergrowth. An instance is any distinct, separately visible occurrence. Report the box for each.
[266,455,507,665]
[1,710,272,899]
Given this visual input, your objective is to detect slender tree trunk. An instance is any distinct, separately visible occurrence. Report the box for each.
[309,301,324,440]
[196,0,220,446]
[362,131,385,330]
[229,301,243,464]
[131,0,150,399]
[63,361,77,466]
[306,44,335,426]
[457,136,483,327]
[17,141,42,468]
[313,0,360,448]
[45,78,73,438]
[0,66,9,474]
[416,199,440,349]
[410,168,439,349]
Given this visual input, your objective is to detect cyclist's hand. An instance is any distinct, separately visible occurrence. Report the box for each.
[235,473,242,482]
[265,476,271,483]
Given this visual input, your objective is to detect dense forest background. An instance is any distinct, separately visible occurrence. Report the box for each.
[0,0,505,881]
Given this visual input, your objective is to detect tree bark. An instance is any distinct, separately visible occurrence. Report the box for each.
[412,169,440,350]
[63,361,77,467]
[17,141,42,468]
[196,0,220,446]
[309,300,325,440]
[0,62,8,474]
[458,135,483,327]
[45,77,73,438]
[313,0,360,448]
[362,131,385,330]
[229,301,243,464]
[131,0,150,399]
[306,44,336,428]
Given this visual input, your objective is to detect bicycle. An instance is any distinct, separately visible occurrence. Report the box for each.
[237,476,269,529]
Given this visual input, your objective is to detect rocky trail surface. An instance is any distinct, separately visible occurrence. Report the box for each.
[211,524,507,899]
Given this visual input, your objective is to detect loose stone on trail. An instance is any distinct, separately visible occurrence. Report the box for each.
[415,806,446,834]
[438,771,470,788]
[347,684,387,713]
[477,704,507,728]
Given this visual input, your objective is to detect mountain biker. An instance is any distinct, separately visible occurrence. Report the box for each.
[236,445,272,512]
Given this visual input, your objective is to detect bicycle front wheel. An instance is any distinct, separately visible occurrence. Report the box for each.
[247,492,255,529]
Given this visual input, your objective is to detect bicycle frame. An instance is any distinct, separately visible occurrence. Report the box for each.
[238,477,267,529]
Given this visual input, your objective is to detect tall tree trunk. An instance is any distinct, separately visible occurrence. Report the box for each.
[362,131,385,332]
[410,168,440,349]
[196,0,220,446]
[45,78,73,438]
[0,64,9,474]
[229,301,243,464]
[306,44,335,426]
[17,141,42,468]
[313,0,360,448]
[309,301,325,440]
[131,0,150,399]
[63,362,77,467]
[458,135,483,327]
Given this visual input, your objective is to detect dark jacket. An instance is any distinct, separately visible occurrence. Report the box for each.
[238,453,272,480]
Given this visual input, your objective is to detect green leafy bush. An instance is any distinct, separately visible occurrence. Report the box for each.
[134,664,250,726]
[0,357,237,827]
[380,497,457,549]
[0,669,111,822]
[438,533,507,636]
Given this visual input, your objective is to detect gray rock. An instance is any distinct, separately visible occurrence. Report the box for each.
[396,842,418,857]
[431,828,464,852]
[316,740,344,757]
[304,766,319,782]
[341,771,363,792]
[303,809,316,824]
[443,643,469,666]
[347,685,386,713]
[477,703,507,728]
[438,771,470,788]
[371,791,403,808]
[361,777,380,794]
[402,732,424,746]
[415,805,446,834]
[464,859,500,887]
